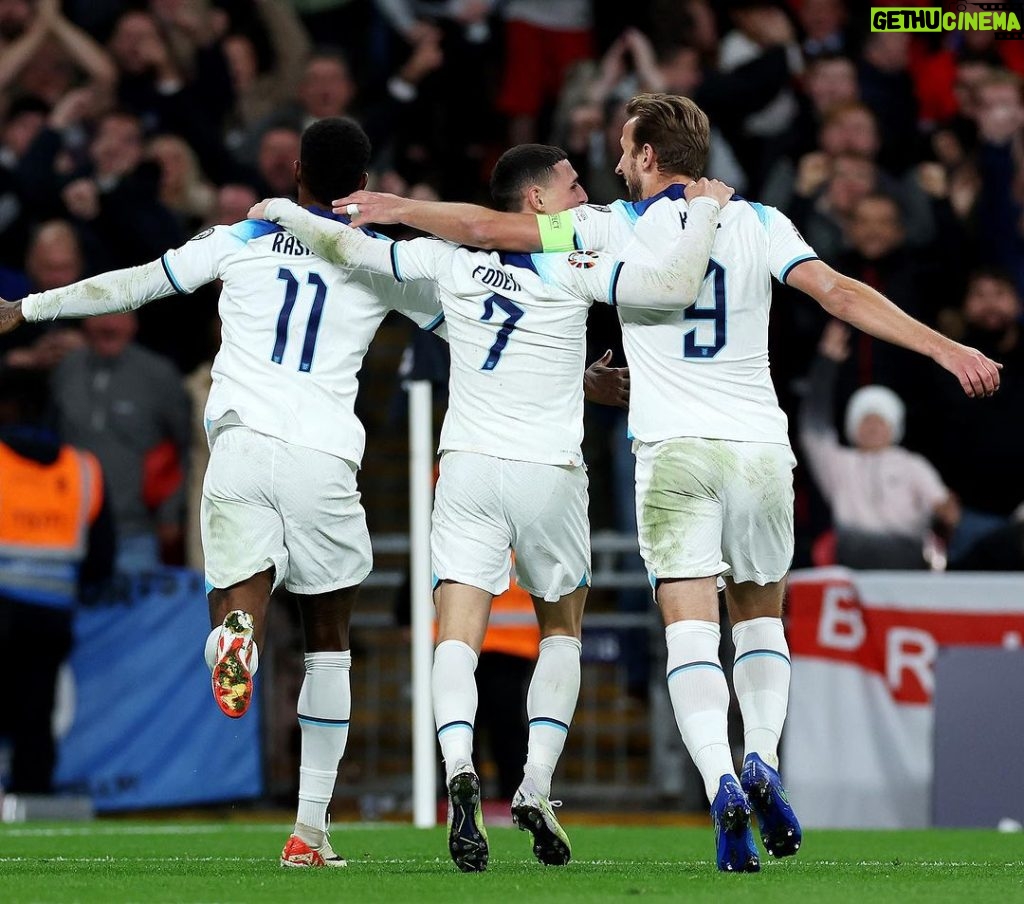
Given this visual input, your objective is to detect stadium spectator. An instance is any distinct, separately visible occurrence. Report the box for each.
[497,0,594,145]
[221,0,311,143]
[857,32,921,173]
[18,108,185,272]
[717,0,802,186]
[236,43,443,172]
[800,320,958,569]
[183,316,220,572]
[207,182,259,228]
[776,53,859,164]
[0,97,51,268]
[796,0,850,58]
[0,0,116,103]
[971,71,1024,297]
[148,133,216,234]
[0,221,85,370]
[51,312,190,571]
[106,8,236,184]
[253,125,301,199]
[0,366,113,793]
[922,269,1024,566]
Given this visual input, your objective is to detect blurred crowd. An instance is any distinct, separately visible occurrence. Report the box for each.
[0,0,1022,573]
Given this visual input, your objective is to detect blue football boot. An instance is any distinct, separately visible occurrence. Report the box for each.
[710,775,760,873]
[741,753,802,858]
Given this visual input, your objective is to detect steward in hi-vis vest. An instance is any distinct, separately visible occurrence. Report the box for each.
[0,368,114,793]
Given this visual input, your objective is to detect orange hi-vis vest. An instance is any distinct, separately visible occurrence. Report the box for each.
[483,576,541,661]
[0,442,103,610]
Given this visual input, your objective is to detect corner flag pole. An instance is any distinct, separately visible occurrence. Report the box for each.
[408,380,436,828]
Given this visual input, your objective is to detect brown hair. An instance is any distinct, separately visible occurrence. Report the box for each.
[625,93,710,179]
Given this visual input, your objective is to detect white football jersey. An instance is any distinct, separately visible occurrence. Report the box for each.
[550,186,818,446]
[389,240,628,466]
[161,213,444,465]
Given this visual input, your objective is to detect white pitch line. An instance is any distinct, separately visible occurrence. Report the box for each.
[1,855,1021,869]
[0,823,396,838]
[0,856,266,863]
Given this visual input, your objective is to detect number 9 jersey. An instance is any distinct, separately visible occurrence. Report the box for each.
[545,187,818,447]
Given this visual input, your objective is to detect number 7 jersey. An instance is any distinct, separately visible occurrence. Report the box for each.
[546,186,818,446]
[388,239,628,467]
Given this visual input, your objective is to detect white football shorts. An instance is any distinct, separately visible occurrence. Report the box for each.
[634,437,796,585]
[431,451,590,601]
[201,425,371,594]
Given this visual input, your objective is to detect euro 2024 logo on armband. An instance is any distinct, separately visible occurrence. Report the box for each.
[871,2,1024,37]
[568,251,600,269]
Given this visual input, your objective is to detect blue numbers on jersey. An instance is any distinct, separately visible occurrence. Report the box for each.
[683,260,727,359]
[480,294,524,370]
[272,268,328,372]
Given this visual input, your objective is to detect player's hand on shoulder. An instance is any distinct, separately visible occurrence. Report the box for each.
[0,298,25,335]
[584,349,630,409]
[331,190,406,227]
[685,177,735,209]
[936,341,1002,398]
[248,199,277,220]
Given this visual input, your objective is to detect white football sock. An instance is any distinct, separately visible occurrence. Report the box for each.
[432,639,478,783]
[523,635,582,798]
[665,620,736,802]
[295,651,351,838]
[732,616,791,769]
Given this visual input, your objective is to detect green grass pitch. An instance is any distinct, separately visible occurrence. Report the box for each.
[1,821,1021,903]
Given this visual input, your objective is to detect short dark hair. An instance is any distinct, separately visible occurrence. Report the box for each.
[299,117,371,206]
[490,144,568,212]
[625,93,710,179]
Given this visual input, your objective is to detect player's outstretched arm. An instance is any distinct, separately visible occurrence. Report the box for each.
[332,190,543,252]
[11,259,185,326]
[787,259,1002,398]
[256,198,394,273]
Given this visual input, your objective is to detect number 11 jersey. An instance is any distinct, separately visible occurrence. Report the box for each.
[160,213,444,466]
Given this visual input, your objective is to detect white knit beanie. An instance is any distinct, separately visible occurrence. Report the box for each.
[844,385,905,445]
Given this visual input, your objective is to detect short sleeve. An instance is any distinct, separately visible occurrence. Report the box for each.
[160,225,246,294]
[532,250,623,305]
[763,206,818,284]
[390,237,456,284]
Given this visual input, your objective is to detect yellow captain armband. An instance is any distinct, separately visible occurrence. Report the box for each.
[537,211,577,253]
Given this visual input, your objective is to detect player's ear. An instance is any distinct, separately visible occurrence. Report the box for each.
[293,160,302,187]
[527,185,544,213]
[358,171,368,191]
